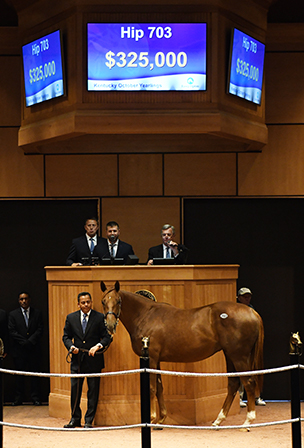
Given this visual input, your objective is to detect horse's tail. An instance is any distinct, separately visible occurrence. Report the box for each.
[250,313,264,396]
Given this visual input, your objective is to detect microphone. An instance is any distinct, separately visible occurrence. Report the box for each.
[110,235,116,243]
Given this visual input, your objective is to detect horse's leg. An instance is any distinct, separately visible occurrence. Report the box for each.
[212,356,240,427]
[149,370,158,424]
[155,371,167,424]
[240,375,257,430]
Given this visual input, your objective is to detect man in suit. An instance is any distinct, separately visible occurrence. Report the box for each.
[147,224,189,265]
[8,292,43,405]
[95,221,135,264]
[66,217,107,266]
[62,291,112,428]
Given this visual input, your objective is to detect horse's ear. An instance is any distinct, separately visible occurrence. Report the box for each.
[115,281,120,292]
[100,281,107,292]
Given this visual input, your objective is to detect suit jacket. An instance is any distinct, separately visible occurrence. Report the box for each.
[62,309,112,372]
[8,307,43,358]
[66,235,107,265]
[94,239,134,264]
[148,243,189,265]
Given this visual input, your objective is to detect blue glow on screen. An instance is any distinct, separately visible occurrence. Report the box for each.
[228,28,265,105]
[22,30,65,107]
[87,23,207,91]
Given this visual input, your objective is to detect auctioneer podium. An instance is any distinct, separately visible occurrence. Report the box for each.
[45,265,239,425]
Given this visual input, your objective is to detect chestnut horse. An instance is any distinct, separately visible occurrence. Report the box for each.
[100,281,264,428]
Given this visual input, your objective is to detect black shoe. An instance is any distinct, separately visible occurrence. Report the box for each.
[64,419,81,428]
[33,400,42,406]
[84,423,93,428]
[12,400,22,406]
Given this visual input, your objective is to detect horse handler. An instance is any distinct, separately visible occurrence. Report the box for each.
[62,291,112,428]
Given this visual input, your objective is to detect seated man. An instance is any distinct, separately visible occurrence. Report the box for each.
[66,217,106,266]
[95,221,135,264]
[147,224,189,265]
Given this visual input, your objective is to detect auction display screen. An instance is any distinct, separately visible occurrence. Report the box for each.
[22,30,65,107]
[87,23,207,91]
[228,28,265,105]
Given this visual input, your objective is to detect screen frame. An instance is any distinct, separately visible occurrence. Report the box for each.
[22,29,66,107]
[227,27,265,106]
[86,22,207,92]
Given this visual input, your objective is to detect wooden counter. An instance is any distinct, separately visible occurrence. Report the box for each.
[45,265,239,425]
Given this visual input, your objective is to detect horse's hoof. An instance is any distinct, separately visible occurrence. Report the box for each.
[153,425,163,430]
[240,427,250,432]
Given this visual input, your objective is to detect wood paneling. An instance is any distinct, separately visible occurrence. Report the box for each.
[265,52,304,124]
[119,153,163,196]
[45,154,118,197]
[101,197,181,263]
[46,265,239,425]
[238,126,304,196]
[0,129,44,197]
[0,56,21,126]
[164,153,236,196]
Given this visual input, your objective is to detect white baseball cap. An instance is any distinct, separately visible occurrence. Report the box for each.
[237,287,252,296]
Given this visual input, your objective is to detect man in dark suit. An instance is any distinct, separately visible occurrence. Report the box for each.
[62,291,112,428]
[95,221,135,264]
[147,224,189,265]
[8,292,43,405]
[66,217,107,266]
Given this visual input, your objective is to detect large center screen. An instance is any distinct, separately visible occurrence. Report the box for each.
[228,28,265,105]
[87,23,207,91]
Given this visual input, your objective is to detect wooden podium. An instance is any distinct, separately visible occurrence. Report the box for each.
[45,265,239,425]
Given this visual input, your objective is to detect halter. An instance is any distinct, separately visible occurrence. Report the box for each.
[103,287,122,333]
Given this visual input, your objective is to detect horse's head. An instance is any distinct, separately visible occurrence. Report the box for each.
[289,331,303,355]
[100,281,121,335]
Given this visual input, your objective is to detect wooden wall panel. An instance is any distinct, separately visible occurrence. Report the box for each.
[0,129,44,197]
[265,52,304,124]
[101,197,181,263]
[238,126,304,196]
[164,153,236,196]
[45,154,118,197]
[119,154,163,196]
[0,56,21,126]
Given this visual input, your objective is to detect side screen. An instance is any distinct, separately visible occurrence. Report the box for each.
[228,28,265,105]
[22,30,65,107]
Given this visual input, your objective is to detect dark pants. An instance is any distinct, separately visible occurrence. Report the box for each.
[70,367,101,424]
[13,354,41,402]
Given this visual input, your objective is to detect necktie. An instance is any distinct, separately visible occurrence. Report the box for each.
[110,244,114,258]
[90,238,94,254]
[166,247,171,258]
[82,314,87,333]
[23,309,29,327]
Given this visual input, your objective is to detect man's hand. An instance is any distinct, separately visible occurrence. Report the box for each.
[71,263,82,267]
[89,344,103,357]
[71,346,79,354]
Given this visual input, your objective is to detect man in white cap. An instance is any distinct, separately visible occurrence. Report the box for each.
[237,287,266,407]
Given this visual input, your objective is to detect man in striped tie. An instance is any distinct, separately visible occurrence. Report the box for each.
[62,292,112,428]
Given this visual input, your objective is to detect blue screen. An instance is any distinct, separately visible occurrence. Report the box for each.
[228,28,265,105]
[22,30,65,107]
[87,23,207,91]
